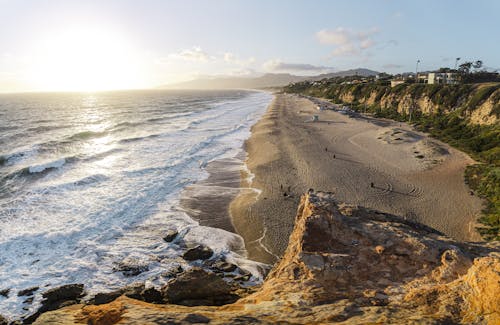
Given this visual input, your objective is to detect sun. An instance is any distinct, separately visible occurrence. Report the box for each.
[28,25,147,92]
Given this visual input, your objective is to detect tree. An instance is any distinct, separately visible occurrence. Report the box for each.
[438,67,452,73]
[459,62,473,74]
[473,60,483,70]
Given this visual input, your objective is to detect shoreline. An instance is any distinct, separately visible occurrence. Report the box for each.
[229,93,484,263]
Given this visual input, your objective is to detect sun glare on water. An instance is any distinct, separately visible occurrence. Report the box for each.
[29,25,146,92]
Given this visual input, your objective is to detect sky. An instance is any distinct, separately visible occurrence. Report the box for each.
[0,0,499,92]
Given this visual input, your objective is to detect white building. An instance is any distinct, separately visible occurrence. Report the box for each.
[426,72,458,85]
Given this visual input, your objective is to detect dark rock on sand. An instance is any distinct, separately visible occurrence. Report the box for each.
[162,267,238,306]
[162,230,179,243]
[182,245,213,261]
[0,289,10,298]
[17,287,38,297]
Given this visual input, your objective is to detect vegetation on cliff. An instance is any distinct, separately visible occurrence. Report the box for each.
[283,81,500,240]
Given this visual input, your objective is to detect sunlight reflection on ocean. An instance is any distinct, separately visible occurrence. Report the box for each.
[0,89,272,319]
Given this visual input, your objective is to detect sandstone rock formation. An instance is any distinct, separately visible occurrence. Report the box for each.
[33,192,500,324]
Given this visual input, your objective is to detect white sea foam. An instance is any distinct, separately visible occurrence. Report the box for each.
[0,90,273,320]
[28,158,66,173]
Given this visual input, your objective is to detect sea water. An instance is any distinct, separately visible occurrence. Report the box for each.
[0,89,272,319]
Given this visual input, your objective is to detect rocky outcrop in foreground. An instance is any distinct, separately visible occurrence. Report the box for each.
[33,192,500,324]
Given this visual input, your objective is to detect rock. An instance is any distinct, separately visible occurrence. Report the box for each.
[114,258,149,276]
[182,245,214,261]
[161,265,184,278]
[41,284,84,305]
[23,297,34,304]
[163,230,179,242]
[162,267,238,305]
[0,315,8,325]
[233,275,251,282]
[211,260,237,272]
[30,192,500,324]
[183,313,211,323]
[24,284,84,323]
[0,289,10,297]
[88,290,123,305]
[122,283,145,300]
[91,283,163,304]
[79,300,124,325]
[17,286,39,296]
[141,287,163,304]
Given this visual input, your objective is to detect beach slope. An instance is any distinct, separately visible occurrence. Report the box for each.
[231,94,484,263]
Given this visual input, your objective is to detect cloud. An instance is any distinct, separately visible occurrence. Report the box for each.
[376,39,399,50]
[223,52,235,62]
[226,68,259,76]
[263,60,335,74]
[169,46,214,62]
[332,44,359,56]
[316,28,351,45]
[360,39,375,49]
[223,52,255,66]
[316,27,379,57]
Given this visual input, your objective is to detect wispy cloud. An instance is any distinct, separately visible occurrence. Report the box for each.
[168,46,215,62]
[263,59,335,74]
[376,39,399,50]
[316,27,379,57]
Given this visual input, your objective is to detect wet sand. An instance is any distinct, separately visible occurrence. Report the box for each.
[230,93,484,264]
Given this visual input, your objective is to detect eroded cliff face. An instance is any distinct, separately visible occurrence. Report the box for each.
[294,83,500,126]
[33,192,500,324]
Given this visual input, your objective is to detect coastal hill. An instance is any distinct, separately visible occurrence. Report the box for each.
[33,192,500,324]
[160,68,378,89]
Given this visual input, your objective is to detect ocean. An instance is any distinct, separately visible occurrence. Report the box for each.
[0,89,272,319]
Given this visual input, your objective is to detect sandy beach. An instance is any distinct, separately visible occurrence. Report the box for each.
[230,93,484,264]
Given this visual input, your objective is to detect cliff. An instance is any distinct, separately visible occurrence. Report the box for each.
[284,82,500,126]
[31,191,500,324]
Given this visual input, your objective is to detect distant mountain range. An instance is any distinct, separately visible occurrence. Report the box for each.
[160,68,379,89]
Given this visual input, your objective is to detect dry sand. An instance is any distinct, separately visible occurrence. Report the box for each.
[230,93,484,264]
